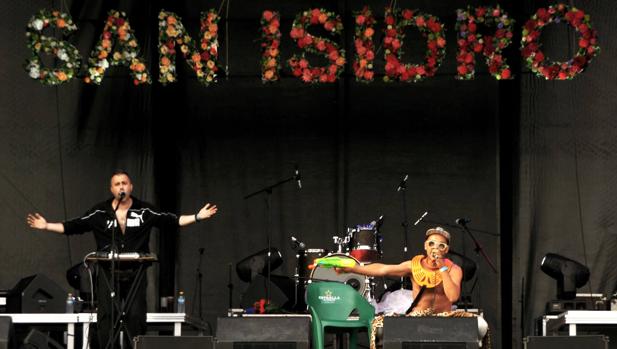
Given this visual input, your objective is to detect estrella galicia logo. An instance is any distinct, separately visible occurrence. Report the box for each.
[318,289,340,304]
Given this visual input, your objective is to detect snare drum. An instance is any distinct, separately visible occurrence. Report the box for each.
[309,253,366,295]
[349,228,381,263]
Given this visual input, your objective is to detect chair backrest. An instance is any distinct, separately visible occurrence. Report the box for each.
[306,281,374,322]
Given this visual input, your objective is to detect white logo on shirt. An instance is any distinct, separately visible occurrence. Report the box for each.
[130,211,145,223]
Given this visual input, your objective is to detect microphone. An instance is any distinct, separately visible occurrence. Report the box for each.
[432,253,440,260]
[455,218,471,225]
[414,211,428,225]
[396,174,408,192]
[290,236,306,250]
[371,215,384,230]
[119,192,126,200]
[294,165,302,189]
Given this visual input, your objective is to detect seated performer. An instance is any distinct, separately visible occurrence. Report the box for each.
[338,227,489,348]
[26,170,218,349]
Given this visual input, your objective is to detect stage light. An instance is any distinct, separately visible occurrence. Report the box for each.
[236,248,283,282]
[541,253,590,300]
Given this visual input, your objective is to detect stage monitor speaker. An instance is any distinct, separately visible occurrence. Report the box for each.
[22,329,63,349]
[7,275,66,313]
[382,317,478,349]
[523,335,608,349]
[216,316,310,349]
[0,317,15,349]
[133,336,214,349]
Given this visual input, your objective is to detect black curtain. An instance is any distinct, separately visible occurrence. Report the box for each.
[4,1,615,348]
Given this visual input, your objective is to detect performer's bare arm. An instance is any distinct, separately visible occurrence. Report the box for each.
[440,264,463,302]
[343,261,411,278]
[178,203,218,226]
[27,213,65,234]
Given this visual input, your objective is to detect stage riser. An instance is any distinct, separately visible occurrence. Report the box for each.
[524,335,608,349]
[216,317,309,349]
[134,336,214,349]
[383,317,478,349]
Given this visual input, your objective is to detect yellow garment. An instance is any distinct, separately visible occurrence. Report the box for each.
[410,255,443,288]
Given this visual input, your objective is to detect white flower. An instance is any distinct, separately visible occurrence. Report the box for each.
[98,59,109,68]
[29,66,40,78]
[57,49,68,61]
[32,19,44,31]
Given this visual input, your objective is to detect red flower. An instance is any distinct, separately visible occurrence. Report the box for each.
[579,38,589,48]
[262,10,274,22]
[415,16,425,27]
[427,18,441,33]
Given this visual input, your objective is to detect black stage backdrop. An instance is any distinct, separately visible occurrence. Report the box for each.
[513,0,617,346]
[0,0,615,348]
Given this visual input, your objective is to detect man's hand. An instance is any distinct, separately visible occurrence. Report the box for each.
[27,213,47,230]
[196,203,218,221]
[430,254,446,269]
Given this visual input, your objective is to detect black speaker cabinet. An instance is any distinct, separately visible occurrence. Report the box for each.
[383,317,478,349]
[133,336,214,349]
[0,317,15,349]
[22,329,64,349]
[7,275,66,313]
[524,335,608,349]
[216,316,310,349]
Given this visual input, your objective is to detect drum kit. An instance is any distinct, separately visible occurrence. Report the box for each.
[294,220,388,307]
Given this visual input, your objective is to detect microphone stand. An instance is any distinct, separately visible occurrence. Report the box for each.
[109,195,122,349]
[397,175,410,260]
[227,263,233,310]
[423,219,500,237]
[192,248,205,321]
[457,221,498,273]
[244,170,300,307]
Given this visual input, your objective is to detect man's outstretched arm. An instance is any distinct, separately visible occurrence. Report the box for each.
[178,203,218,226]
[27,213,65,234]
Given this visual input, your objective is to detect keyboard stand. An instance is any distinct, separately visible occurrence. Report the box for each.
[87,253,157,349]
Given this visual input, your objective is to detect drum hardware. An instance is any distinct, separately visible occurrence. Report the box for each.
[332,235,351,253]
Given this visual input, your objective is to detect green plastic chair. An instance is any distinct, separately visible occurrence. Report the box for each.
[306,281,375,349]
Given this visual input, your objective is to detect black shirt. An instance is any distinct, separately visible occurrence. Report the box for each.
[63,197,179,253]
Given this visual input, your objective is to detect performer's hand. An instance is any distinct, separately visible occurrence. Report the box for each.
[27,213,47,230]
[334,267,352,274]
[196,203,218,220]
[433,257,446,269]
[430,253,446,268]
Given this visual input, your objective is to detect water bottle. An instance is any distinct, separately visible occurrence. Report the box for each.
[66,293,75,313]
[177,291,185,313]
